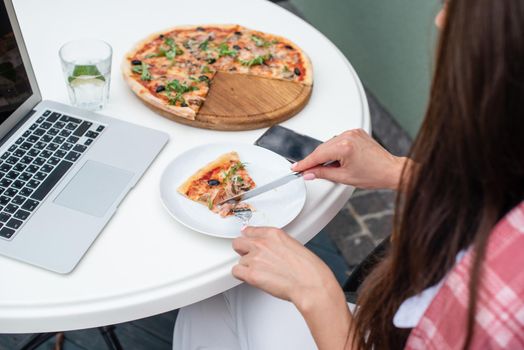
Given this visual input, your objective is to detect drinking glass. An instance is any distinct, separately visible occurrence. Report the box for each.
[59,39,112,111]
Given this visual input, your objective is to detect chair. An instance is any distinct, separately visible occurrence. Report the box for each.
[343,238,390,304]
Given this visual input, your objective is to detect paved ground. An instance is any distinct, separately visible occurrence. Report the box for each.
[0,2,413,349]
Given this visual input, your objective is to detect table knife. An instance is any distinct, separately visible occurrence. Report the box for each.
[219,172,303,205]
[219,160,339,205]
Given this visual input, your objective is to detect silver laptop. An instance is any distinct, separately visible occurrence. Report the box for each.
[0,0,169,273]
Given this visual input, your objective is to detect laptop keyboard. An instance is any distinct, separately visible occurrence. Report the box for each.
[0,110,105,240]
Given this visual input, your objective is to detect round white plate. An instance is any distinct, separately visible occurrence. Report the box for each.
[160,143,307,238]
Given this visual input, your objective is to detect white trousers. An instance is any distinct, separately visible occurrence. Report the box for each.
[172,283,318,350]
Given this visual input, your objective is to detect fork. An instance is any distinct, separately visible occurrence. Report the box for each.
[233,208,252,226]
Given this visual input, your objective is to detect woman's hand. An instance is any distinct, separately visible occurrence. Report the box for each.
[292,129,407,190]
[232,227,339,307]
[232,227,353,349]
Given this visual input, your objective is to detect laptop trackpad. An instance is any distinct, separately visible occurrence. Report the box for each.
[54,161,134,217]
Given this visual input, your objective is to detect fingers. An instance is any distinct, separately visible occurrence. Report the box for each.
[292,129,368,174]
[291,142,337,173]
[232,237,254,256]
[303,165,351,184]
[241,226,281,238]
[231,263,249,281]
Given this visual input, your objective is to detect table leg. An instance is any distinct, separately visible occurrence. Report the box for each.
[18,332,56,350]
[98,326,123,350]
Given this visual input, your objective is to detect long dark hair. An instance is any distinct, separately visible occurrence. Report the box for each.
[353,0,524,348]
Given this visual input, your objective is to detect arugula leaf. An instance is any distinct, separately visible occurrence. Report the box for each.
[199,38,210,51]
[250,35,276,48]
[217,43,238,58]
[239,54,272,67]
[132,62,151,81]
[158,37,184,60]
[161,48,175,60]
[141,63,151,81]
[232,175,244,184]
[166,79,198,94]
[251,35,266,47]
[164,37,175,47]
[165,79,199,106]
[168,92,185,106]
[223,162,246,183]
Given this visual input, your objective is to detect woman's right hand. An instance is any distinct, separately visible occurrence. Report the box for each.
[292,129,407,190]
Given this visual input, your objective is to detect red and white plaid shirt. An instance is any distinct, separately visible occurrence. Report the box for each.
[405,201,524,349]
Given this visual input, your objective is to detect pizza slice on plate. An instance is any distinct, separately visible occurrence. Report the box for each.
[178,151,256,216]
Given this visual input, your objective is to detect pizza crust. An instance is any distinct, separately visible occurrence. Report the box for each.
[177,151,240,196]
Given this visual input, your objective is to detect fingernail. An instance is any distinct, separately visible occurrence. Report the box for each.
[303,173,316,180]
[291,162,298,170]
[241,225,248,232]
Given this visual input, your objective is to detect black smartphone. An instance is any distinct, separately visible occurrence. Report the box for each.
[254,125,323,163]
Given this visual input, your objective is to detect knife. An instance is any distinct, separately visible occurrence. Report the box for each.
[218,160,339,205]
[218,172,303,205]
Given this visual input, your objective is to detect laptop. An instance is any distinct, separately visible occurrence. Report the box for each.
[0,0,169,273]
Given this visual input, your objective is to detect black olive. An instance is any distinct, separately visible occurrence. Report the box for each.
[199,75,210,82]
[233,45,241,50]
[234,31,242,36]
[131,59,142,65]
[181,102,188,107]
[155,85,165,93]
[208,35,214,41]
[159,34,164,39]
[285,45,294,50]
[196,27,205,32]
[207,179,220,186]
[229,67,237,72]
[206,58,216,64]
[294,67,301,76]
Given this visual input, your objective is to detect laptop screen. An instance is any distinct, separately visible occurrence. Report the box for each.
[0,1,33,126]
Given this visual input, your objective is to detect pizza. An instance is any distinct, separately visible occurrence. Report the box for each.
[177,151,256,217]
[122,24,312,121]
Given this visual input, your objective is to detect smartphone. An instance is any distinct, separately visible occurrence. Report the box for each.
[254,125,323,163]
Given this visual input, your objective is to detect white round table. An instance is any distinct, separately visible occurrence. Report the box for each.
[2,0,369,332]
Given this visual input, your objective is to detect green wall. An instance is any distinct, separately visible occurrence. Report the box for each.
[290,0,441,137]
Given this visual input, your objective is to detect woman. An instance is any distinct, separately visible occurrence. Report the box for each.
[173,0,524,348]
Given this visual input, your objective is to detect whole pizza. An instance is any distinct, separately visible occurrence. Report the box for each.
[122,24,312,127]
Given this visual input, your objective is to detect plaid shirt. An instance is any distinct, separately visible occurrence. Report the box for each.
[405,201,524,349]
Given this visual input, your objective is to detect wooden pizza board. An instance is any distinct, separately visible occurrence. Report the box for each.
[150,72,312,131]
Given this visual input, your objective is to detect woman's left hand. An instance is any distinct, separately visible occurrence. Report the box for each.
[232,227,354,349]
[231,226,340,312]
